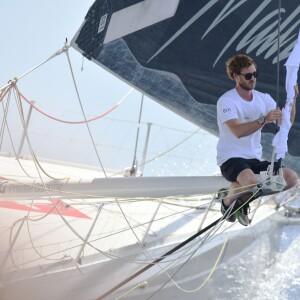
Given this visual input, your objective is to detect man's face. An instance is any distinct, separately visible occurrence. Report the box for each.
[236,64,257,91]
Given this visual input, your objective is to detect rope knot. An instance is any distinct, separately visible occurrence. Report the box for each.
[7,77,19,85]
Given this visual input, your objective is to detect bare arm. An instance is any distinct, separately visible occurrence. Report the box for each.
[225,108,282,138]
[291,84,298,124]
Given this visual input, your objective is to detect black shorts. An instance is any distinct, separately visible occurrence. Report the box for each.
[220,158,281,182]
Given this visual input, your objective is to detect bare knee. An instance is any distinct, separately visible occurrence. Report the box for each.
[237,169,257,187]
[283,168,299,189]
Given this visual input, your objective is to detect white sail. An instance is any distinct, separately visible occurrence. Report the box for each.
[272,30,300,159]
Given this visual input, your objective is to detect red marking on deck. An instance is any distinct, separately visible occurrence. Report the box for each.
[0,199,91,219]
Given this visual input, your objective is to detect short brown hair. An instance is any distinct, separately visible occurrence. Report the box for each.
[226,54,256,80]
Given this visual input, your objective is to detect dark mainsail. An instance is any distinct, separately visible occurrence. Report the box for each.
[71,0,300,172]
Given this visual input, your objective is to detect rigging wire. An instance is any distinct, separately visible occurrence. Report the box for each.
[144,189,263,299]
[1,88,36,179]
[19,88,132,124]
[1,172,264,270]
[25,216,71,262]
[0,25,296,300]
[130,93,144,174]
[110,127,201,177]
[154,197,280,298]
[1,88,122,264]
[145,225,229,299]
[64,46,107,178]
[117,187,280,299]
[2,164,286,282]
[96,215,223,299]
[0,37,292,298]
[103,187,228,291]
[4,195,221,271]
[13,85,68,181]
[276,0,282,108]
[0,87,11,150]
[272,0,283,172]
[110,195,218,271]
[4,165,239,270]
[116,219,230,299]
[5,203,199,270]
[1,41,112,180]
[4,191,285,284]
[110,187,265,298]
[3,82,204,180]
[0,45,71,92]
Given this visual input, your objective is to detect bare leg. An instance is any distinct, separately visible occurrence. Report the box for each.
[223,167,298,207]
[223,168,257,206]
[221,167,298,227]
[282,167,299,190]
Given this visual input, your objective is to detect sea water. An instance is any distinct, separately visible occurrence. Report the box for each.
[213,224,300,300]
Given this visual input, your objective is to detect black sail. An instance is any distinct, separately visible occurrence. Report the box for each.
[72,0,300,173]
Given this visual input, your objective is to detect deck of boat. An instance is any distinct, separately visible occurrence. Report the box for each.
[0,153,298,300]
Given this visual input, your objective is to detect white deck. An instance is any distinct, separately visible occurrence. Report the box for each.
[0,154,298,300]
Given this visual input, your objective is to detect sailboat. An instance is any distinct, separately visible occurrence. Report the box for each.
[1,1,300,299]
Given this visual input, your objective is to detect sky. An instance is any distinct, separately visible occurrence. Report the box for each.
[0,0,219,176]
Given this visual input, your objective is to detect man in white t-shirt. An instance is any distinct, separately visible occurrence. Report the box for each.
[217,54,298,226]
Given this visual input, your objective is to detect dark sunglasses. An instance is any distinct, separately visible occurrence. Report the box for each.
[238,71,258,80]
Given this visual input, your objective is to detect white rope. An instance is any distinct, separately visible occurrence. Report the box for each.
[0,44,71,92]
[1,89,35,179]
[64,46,107,177]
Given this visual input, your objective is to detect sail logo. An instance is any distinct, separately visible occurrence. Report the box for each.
[1,182,64,194]
[147,0,299,66]
[98,14,108,33]
[0,181,8,193]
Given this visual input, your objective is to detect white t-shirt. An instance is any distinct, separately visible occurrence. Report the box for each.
[216,88,276,166]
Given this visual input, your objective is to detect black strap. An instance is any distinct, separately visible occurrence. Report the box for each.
[96,217,222,300]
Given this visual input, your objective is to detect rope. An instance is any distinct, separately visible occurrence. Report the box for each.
[13,85,69,181]
[64,46,107,177]
[1,89,37,179]
[120,206,227,299]
[0,44,70,92]
[0,38,289,294]
[276,0,282,107]
[0,78,276,286]
[9,188,288,273]
[6,202,199,270]
[108,184,272,299]
[110,128,201,177]
[108,190,221,296]
[118,218,225,299]
[0,87,12,150]
[2,171,283,280]
[96,216,222,300]
[118,214,226,298]
[3,173,231,269]
[3,85,107,269]
[143,188,284,299]
[271,0,283,173]
[19,88,132,124]
[0,86,13,149]
[146,224,230,298]
[130,94,144,172]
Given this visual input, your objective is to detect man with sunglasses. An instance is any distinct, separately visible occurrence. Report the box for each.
[217,54,298,226]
